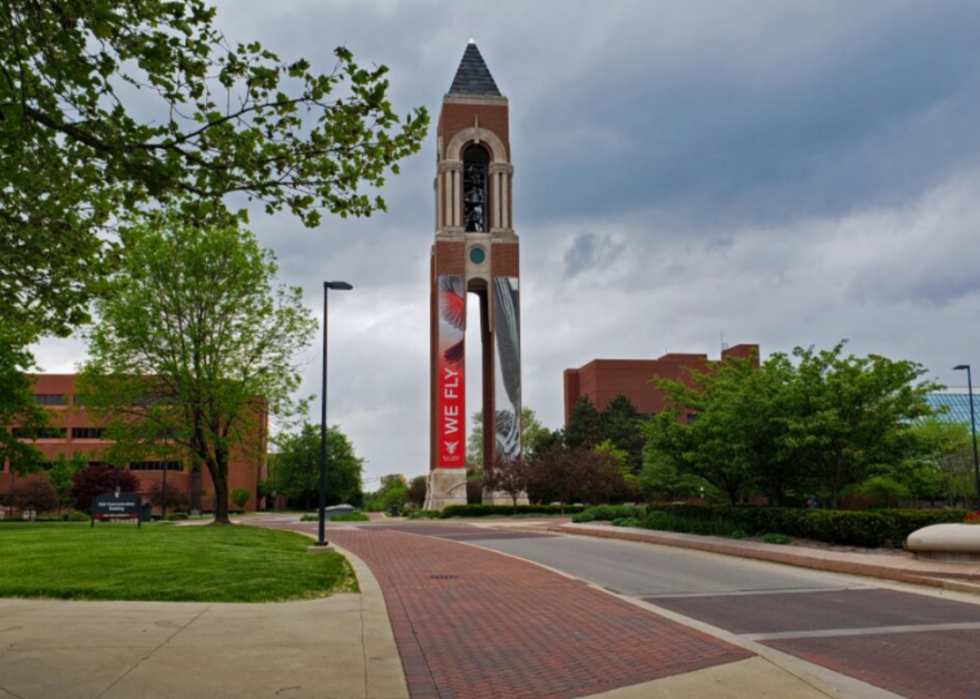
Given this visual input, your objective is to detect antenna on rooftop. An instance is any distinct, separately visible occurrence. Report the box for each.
[721,331,729,352]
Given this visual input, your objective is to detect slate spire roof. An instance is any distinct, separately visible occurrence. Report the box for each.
[448,41,502,97]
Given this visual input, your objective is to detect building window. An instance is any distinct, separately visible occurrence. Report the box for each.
[33,394,67,406]
[72,427,106,440]
[129,461,184,472]
[462,144,490,233]
[13,427,67,439]
[685,413,698,425]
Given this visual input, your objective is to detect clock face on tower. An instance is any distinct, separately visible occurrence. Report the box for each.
[469,246,487,265]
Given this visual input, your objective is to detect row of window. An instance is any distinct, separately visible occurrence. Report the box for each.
[27,460,185,472]
[32,394,172,407]
[129,461,184,472]
[11,427,105,440]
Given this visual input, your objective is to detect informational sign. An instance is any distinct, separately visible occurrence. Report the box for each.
[91,491,143,528]
[437,275,466,467]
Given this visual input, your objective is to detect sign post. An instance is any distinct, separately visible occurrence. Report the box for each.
[91,490,143,528]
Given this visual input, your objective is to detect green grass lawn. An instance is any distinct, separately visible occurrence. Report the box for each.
[0,523,356,603]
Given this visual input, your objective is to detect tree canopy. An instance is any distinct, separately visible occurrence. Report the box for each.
[78,214,317,523]
[0,0,428,348]
[270,423,363,509]
[646,342,942,507]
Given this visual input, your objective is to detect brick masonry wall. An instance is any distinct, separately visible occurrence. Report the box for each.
[491,241,519,278]
[438,103,510,160]
[564,345,760,423]
[1,375,267,512]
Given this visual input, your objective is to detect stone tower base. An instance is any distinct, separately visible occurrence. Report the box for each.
[425,469,468,511]
[482,489,530,506]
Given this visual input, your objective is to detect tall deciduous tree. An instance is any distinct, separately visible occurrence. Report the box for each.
[787,344,937,508]
[78,215,317,523]
[48,451,89,511]
[0,0,428,349]
[272,423,363,509]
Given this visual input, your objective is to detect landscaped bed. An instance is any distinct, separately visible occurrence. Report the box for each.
[0,523,356,602]
[571,504,970,549]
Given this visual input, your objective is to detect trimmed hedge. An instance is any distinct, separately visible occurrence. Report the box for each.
[572,505,646,523]
[438,504,587,518]
[641,504,966,548]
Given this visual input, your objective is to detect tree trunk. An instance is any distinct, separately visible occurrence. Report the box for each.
[209,460,232,525]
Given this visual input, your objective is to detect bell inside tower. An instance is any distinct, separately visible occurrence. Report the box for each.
[463,144,490,232]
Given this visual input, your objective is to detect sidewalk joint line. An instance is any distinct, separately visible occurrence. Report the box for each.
[93,604,213,699]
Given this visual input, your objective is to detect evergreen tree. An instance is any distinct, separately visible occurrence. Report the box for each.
[565,396,604,451]
[601,394,646,473]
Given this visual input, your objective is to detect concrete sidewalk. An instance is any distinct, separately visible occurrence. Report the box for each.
[559,522,980,593]
[0,546,407,699]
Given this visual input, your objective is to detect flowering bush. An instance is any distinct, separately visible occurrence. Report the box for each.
[964,511,980,525]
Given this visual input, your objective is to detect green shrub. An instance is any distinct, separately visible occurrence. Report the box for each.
[65,510,89,522]
[572,505,645,523]
[166,512,189,521]
[640,504,967,548]
[642,510,743,537]
[611,517,642,527]
[438,504,587,518]
[730,529,748,539]
[762,533,790,545]
[331,512,369,522]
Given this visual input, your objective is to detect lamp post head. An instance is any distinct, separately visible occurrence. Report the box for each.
[954,365,970,372]
[325,281,353,291]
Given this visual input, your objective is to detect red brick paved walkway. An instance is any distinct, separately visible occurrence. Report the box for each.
[280,524,751,699]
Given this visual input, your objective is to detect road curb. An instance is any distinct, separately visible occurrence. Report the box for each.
[558,523,980,595]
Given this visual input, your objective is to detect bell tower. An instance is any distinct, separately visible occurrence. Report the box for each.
[426,42,525,509]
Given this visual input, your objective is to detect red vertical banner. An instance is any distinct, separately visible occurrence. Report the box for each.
[438,275,466,467]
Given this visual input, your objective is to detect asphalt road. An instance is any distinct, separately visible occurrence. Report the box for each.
[472,533,858,597]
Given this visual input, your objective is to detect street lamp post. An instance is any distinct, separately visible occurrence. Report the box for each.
[953,364,980,511]
[317,280,353,547]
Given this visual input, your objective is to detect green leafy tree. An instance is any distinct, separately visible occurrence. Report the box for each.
[230,488,250,511]
[848,476,911,508]
[565,395,604,452]
[899,418,973,505]
[466,407,548,470]
[0,334,49,476]
[651,369,759,506]
[406,475,427,508]
[272,423,364,509]
[78,215,317,524]
[0,0,427,358]
[48,451,89,511]
[786,343,938,508]
[601,395,646,472]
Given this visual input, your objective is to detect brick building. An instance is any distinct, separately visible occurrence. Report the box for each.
[0,375,267,513]
[563,344,760,424]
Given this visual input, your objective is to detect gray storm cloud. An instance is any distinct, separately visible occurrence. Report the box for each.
[32,0,980,482]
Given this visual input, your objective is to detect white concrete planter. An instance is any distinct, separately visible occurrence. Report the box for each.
[907,523,980,562]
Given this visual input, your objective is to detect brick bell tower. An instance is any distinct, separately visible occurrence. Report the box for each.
[426,42,526,510]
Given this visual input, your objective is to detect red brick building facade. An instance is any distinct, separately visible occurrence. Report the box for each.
[0,375,267,513]
[564,344,760,424]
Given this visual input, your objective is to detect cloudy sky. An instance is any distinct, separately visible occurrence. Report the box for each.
[34,0,980,484]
